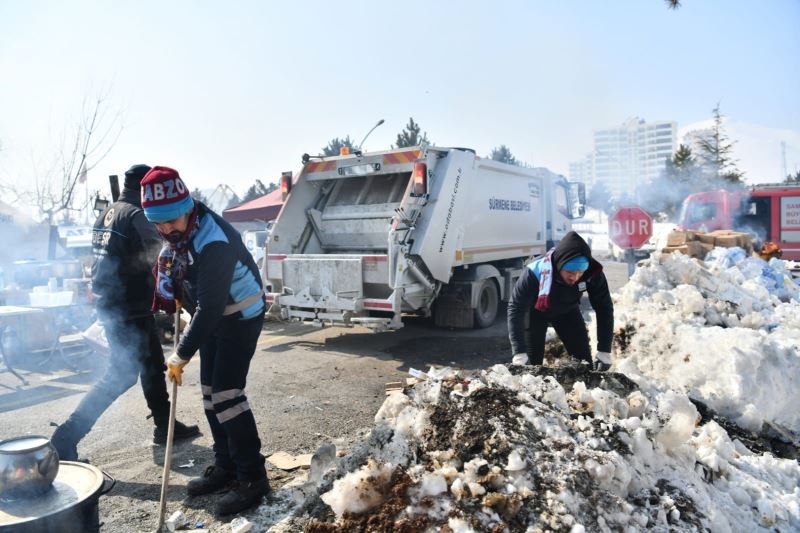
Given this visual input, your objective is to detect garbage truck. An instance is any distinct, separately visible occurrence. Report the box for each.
[264,145,585,330]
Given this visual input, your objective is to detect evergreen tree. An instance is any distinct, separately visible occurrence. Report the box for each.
[242,179,269,203]
[663,144,701,186]
[393,117,430,148]
[672,143,694,170]
[191,188,209,205]
[322,136,357,156]
[697,103,744,184]
[785,170,800,184]
[488,145,519,166]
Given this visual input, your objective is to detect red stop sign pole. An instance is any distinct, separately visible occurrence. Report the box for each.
[609,206,653,274]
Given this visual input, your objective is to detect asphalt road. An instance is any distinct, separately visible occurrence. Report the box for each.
[0,262,630,531]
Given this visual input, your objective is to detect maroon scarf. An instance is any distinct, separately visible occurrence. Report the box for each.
[151,209,200,314]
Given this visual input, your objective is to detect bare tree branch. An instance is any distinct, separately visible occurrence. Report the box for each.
[6,86,124,224]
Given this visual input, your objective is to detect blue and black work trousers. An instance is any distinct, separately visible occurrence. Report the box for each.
[199,311,266,482]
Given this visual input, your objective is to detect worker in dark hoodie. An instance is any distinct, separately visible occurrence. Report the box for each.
[52,164,199,462]
[507,231,614,370]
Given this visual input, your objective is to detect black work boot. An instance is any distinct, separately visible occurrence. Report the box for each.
[214,477,270,515]
[50,421,81,462]
[186,465,236,496]
[153,420,200,445]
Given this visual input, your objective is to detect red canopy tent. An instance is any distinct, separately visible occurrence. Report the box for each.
[222,188,283,223]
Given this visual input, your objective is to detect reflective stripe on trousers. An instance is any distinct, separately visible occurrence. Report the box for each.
[202,385,252,424]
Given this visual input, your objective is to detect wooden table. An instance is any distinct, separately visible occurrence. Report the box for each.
[0,305,44,386]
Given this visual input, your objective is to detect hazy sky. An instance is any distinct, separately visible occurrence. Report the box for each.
[1,0,798,210]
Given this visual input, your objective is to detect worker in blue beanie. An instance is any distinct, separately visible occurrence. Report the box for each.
[507,231,614,370]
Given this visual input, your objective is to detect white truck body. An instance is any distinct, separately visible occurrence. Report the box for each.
[265,145,584,330]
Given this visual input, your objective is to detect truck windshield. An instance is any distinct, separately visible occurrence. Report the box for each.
[555,184,568,216]
[686,201,717,224]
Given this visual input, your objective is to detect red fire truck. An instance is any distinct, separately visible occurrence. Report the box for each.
[677,184,800,260]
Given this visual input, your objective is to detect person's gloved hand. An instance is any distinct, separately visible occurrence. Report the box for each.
[166,352,190,385]
[511,353,529,366]
[593,351,611,372]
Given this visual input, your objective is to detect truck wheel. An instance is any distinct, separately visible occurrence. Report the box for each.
[473,279,499,328]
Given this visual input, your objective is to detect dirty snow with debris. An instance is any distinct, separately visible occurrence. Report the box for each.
[253,247,800,532]
[608,248,800,436]
[289,362,799,532]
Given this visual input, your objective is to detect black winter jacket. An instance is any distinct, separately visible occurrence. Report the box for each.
[507,231,614,354]
[91,188,162,319]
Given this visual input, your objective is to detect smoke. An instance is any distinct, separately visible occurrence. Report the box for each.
[737,224,768,246]
[636,170,746,223]
[0,219,50,264]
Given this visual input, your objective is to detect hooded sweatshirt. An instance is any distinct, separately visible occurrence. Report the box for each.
[507,231,614,355]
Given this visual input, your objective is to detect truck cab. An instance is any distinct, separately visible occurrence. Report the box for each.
[242,226,272,267]
[678,185,800,260]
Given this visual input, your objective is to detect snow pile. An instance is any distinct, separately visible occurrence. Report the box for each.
[611,249,800,435]
[300,364,800,532]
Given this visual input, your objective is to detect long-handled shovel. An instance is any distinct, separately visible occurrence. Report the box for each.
[157,306,181,531]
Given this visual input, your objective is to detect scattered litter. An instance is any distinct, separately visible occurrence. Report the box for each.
[194,520,205,529]
[164,510,188,532]
[314,406,323,411]
[267,451,313,470]
[230,516,253,533]
[408,367,428,380]
[177,459,195,468]
[385,381,404,396]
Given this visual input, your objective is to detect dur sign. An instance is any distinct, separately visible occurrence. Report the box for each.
[609,206,653,250]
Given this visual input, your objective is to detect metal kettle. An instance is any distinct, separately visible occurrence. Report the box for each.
[0,435,60,497]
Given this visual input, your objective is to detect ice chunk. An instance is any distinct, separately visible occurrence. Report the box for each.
[448,517,476,533]
[655,391,698,452]
[505,449,526,471]
[419,472,447,496]
[672,284,705,314]
[320,460,394,518]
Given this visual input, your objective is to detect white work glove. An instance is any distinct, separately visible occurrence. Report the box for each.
[593,351,611,372]
[166,352,190,386]
[511,353,529,366]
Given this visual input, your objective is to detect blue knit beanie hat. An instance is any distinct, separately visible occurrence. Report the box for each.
[562,255,589,272]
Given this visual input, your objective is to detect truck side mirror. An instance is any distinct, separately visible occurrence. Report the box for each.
[568,182,586,219]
